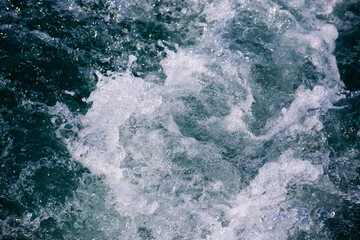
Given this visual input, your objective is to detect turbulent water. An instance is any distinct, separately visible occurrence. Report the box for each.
[1,0,360,239]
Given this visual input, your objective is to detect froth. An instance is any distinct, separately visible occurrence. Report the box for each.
[263,86,342,139]
[52,0,346,238]
[223,150,324,239]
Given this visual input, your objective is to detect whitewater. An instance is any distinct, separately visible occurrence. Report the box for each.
[1,0,360,239]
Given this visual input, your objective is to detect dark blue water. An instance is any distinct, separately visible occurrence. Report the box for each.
[1,0,360,239]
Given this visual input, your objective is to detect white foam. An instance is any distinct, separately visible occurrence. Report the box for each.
[52,0,346,238]
[224,106,247,132]
[218,150,324,239]
[30,30,59,45]
[64,90,75,96]
[58,63,166,215]
[162,47,206,91]
[204,0,236,23]
[258,86,343,140]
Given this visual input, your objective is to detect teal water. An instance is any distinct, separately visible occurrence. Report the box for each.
[1,0,360,239]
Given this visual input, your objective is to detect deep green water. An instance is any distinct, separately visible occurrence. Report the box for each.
[1,0,360,239]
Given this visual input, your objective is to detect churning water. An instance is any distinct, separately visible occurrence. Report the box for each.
[1,0,360,239]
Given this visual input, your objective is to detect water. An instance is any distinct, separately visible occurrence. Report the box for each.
[1,0,360,239]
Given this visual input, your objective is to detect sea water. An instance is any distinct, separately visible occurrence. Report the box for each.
[1,0,360,239]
